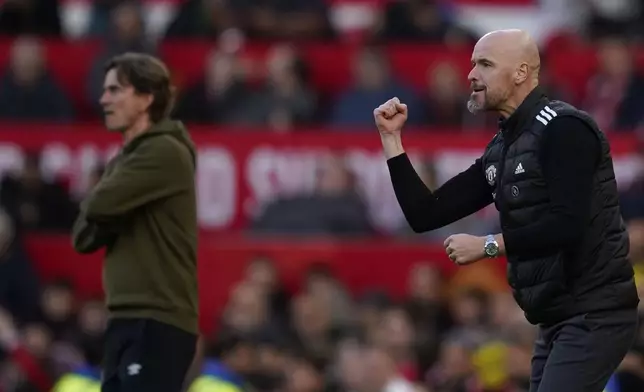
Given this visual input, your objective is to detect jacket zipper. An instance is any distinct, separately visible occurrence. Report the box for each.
[498,140,518,289]
[497,140,508,204]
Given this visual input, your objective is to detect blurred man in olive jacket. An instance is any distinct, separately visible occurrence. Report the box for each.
[72,52,198,392]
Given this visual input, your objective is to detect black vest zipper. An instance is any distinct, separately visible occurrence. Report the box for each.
[498,140,519,289]
[497,141,508,202]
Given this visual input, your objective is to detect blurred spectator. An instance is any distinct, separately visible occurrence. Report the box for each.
[422,62,476,128]
[362,346,417,392]
[254,335,289,390]
[243,256,291,327]
[0,209,41,325]
[503,319,534,391]
[21,323,53,368]
[488,292,523,335]
[220,282,269,337]
[404,264,451,373]
[378,0,475,45]
[240,44,318,132]
[329,338,364,392]
[426,338,476,392]
[581,35,644,131]
[165,0,238,39]
[356,291,391,347]
[251,153,374,236]
[304,264,355,330]
[0,308,53,392]
[0,36,73,122]
[39,280,75,340]
[283,354,324,392]
[188,332,258,392]
[0,150,77,232]
[65,299,106,370]
[330,46,422,127]
[470,339,510,392]
[86,1,155,111]
[0,0,62,37]
[174,48,254,124]
[375,306,419,381]
[584,0,643,40]
[51,358,100,391]
[230,0,333,40]
[447,288,491,345]
[86,0,141,38]
[288,293,335,365]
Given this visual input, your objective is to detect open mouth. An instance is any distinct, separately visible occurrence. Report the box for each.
[472,87,485,93]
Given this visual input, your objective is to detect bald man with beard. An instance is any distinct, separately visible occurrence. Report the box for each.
[374,30,639,392]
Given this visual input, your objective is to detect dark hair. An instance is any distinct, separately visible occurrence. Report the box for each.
[104,52,175,123]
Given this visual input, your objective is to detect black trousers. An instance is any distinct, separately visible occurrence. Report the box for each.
[530,308,638,392]
[101,318,197,392]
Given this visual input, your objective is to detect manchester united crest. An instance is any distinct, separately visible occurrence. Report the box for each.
[485,165,497,186]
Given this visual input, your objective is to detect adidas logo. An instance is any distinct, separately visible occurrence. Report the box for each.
[514,162,525,175]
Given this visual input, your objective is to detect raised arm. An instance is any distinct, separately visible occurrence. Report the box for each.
[374,97,493,233]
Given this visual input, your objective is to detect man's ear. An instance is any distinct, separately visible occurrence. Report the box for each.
[137,93,154,114]
[515,63,529,85]
[144,94,154,111]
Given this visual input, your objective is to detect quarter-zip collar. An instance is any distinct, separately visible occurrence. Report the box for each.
[498,86,548,142]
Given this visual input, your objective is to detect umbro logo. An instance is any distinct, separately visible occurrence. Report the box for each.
[514,162,525,175]
[127,363,142,376]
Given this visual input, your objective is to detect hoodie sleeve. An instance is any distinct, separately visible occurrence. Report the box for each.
[84,136,193,222]
[71,206,117,254]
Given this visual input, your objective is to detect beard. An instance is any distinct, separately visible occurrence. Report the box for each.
[467,89,497,115]
[467,98,481,114]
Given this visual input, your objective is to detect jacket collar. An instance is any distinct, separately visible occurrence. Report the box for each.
[498,86,548,139]
[122,119,185,154]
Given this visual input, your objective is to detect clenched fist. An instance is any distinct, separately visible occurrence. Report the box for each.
[444,234,486,266]
[373,97,408,135]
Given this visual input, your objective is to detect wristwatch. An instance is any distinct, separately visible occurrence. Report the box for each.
[484,234,500,258]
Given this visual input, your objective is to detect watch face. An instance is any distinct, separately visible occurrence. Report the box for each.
[485,243,498,256]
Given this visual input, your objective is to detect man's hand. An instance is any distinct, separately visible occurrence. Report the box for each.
[375,97,408,159]
[444,234,486,265]
[374,97,408,136]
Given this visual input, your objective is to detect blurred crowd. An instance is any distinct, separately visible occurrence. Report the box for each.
[0,0,642,131]
[0,0,643,391]
[2,231,644,392]
[0,146,639,391]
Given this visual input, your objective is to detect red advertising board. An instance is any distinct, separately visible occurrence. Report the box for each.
[0,125,641,233]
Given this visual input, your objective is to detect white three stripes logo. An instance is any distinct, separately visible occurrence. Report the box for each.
[535,106,557,125]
